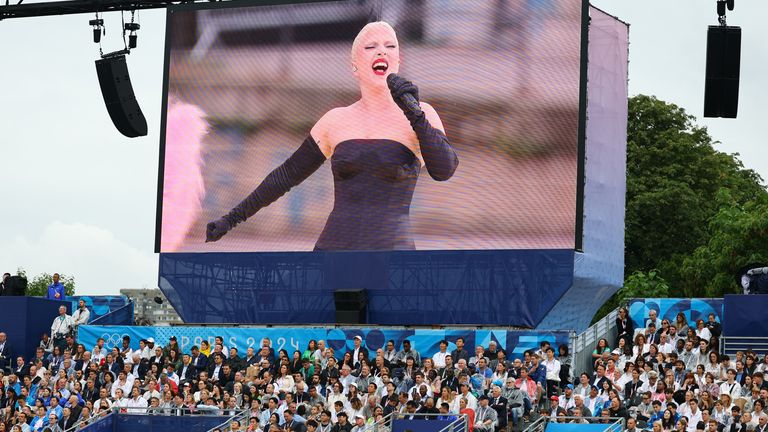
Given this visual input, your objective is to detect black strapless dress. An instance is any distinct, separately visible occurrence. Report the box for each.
[314,139,420,251]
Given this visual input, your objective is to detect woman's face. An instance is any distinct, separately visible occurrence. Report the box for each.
[351,24,401,89]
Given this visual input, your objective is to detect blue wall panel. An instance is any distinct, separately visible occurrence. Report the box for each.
[159,249,574,327]
[0,297,68,360]
[723,295,768,337]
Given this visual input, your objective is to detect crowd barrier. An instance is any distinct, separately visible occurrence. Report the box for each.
[78,325,571,359]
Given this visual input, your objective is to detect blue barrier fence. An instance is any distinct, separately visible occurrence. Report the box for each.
[392,418,453,432]
[80,413,114,432]
[78,326,571,361]
[79,413,231,432]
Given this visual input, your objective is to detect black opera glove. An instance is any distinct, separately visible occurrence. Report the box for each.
[387,73,421,119]
[387,74,459,181]
[205,136,326,243]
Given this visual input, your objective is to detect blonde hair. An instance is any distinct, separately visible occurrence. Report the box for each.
[351,21,398,61]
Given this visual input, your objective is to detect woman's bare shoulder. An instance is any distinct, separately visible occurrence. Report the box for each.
[310,105,358,157]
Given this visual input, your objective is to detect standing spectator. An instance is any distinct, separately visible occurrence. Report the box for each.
[616,307,634,347]
[72,300,90,335]
[543,348,561,398]
[0,332,12,372]
[46,274,66,301]
[450,338,470,365]
[0,272,10,296]
[50,306,74,353]
[706,314,722,340]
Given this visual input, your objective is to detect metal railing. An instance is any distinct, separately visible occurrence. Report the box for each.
[436,413,469,432]
[571,307,620,377]
[207,408,251,432]
[721,336,768,356]
[64,410,114,432]
[392,412,469,432]
[523,416,625,432]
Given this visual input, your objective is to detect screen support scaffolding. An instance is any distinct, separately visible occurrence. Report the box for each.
[1,0,220,20]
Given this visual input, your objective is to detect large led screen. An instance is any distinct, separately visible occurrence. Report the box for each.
[157,0,584,252]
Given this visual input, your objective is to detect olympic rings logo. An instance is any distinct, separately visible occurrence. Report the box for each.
[101,333,128,350]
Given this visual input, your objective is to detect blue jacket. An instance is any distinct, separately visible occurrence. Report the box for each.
[47,283,65,300]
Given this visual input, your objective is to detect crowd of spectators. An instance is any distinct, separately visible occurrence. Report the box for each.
[546,308,768,432]
[0,327,579,432]
[0,299,765,432]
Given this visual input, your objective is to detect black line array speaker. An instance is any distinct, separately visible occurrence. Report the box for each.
[333,289,367,324]
[5,276,27,296]
[95,55,148,137]
[704,25,741,118]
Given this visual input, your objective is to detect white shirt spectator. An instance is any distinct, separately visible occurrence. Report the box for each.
[50,313,75,339]
[143,389,161,401]
[125,395,148,413]
[696,327,712,342]
[72,307,90,327]
[720,381,742,399]
[543,358,561,382]
[113,397,128,410]
[686,407,703,432]
[111,379,132,398]
[432,351,448,368]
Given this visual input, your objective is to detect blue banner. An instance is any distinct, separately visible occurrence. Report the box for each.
[78,326,570,360]
[628,298,723,329]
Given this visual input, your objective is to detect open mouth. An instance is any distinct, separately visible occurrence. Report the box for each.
[371,58,388,76]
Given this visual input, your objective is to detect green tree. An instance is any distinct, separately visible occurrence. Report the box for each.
[593,95,767,322]
[678,191,768,297]
[625,95,766,294]
[21,269,76,297]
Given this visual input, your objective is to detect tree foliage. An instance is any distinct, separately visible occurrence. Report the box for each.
[678,192,768,297]
[16,267,76,297]
[624,95,767,296]
[593,95,767,322]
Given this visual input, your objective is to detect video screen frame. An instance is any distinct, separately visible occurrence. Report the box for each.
[154,0,589,253]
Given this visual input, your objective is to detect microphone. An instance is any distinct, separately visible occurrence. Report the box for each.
[387,74,422,114]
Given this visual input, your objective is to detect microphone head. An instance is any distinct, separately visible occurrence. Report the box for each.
[386,73,399,89]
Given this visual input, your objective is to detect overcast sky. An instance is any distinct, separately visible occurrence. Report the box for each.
[1,1,765,296]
